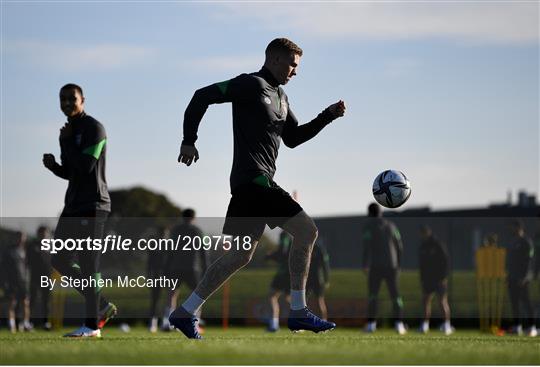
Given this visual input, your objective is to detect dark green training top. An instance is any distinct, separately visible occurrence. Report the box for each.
[419,235,449,283]
[507,235,534,282]
[182,67,335,191]
[361,218,403,270]
[49,112,111,214]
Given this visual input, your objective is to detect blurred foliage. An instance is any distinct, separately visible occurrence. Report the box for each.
[109,186,182,219]
[103,186,183,275]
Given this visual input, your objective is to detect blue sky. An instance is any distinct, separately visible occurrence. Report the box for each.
[1,1,538,218]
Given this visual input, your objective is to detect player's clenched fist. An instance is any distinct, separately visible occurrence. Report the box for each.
[327,100,346,119]
[43,153,57,170]
[178,144,200,166]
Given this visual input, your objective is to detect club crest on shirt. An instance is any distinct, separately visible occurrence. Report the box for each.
[75,134,82,146]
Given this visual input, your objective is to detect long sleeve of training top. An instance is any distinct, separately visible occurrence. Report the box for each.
[419,237,449,283]
[281,102,334,148]
[181,68,337,191]
[361,218,402,270]
[182,80,334,147]
[49,161,70,180]
[182,76,259,146]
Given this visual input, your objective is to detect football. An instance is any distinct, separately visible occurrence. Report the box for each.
[372,170,411,208]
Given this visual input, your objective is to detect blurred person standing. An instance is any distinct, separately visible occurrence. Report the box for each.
[533,230,540,332]
[307,238,331,321]
[27,226,53,330]
[506,220,536,337]
[265,230,292,332]
[147,225,169,333]
[1,232,31,332]
[162,209,208,331]
[361,203,406,334]
[418,225,454,335]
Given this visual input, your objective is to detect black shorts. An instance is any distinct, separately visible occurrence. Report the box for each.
[223,182,303,240]
[307,286,324,297]
[5,283,29,299]
[307,278,325,297]
[422,279,448,296]
[270,271,290,293]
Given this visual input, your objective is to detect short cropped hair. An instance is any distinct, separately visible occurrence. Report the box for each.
[182,208,196,219]
[420,225,432,235]
[367,203,381,217]
[60,83,84,96]
[510,219,524,230]
[265,38,303,58]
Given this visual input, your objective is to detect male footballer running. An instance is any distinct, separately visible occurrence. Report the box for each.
[171,38,346,339]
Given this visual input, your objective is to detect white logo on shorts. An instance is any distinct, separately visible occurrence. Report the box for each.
[264,97,271,105]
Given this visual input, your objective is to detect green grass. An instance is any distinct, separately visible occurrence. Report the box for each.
[1,327,538,365]
[77,270,539,320]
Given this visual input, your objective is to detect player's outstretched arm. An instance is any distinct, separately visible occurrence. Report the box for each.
[282,100,346,148]
[327,100,346,118]
[179,76,252,166]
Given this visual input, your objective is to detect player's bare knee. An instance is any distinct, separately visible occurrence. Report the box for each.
[297,222,318,245]
[285,213,318,245]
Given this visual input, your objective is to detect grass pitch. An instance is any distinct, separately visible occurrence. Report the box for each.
[1,327,538,365]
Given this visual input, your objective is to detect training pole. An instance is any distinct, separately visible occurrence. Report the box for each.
[475,245,505,333]
[50,270,65,329]
[476,248,487,332]
[495,247,506,330]
[222,281,230,330]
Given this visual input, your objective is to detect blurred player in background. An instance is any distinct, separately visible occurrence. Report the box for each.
[534,230,540,329]
[506,220,537,337]
[28,226,53,330]
[418,225,454,335]
[147,225,168,333]
[162,209,208,332]
[307,238,331,321]
[265,230,292,332]
[1,232,31,332]
[361,203,406,335]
